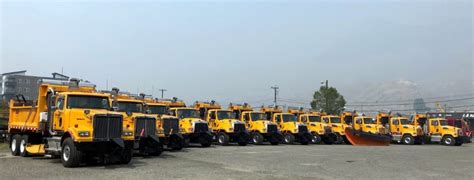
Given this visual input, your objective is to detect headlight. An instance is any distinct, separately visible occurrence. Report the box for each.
[78,131,90,137]
[179,128,185,133]
[123,131,133,136]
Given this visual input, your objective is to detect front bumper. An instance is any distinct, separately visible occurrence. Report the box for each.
[265,132,283,143]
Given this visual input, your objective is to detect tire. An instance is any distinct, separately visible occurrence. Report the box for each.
[11,134,21,156]
[61,138,82,168]
[311,134,322,144]
[252,133,264,145]
[283,133,295,145]
[183,136,190,147]
[441,136,455,146]
[334,134,344,144]
[402,135,415,145]
[20,135,29,157]
[149,141,164,156]
[217,132,230,146]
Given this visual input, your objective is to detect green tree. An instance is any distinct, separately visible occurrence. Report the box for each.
[311,86,346,114]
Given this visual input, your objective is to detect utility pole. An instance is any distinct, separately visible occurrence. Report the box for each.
[159,89,167,99]
[271,86,279,107]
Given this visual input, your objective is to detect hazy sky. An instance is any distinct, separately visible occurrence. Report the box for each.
[1,0,472,107]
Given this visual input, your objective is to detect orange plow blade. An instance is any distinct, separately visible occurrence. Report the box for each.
[344,127,391,146]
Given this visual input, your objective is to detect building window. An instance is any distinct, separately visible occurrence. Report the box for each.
[25,87,29,93]
[25,79,30,84]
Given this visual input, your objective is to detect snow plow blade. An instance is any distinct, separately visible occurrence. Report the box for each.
[344,128,391,146]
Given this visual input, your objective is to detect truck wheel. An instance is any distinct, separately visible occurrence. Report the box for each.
[217,132,230,146]
[11,134,21,156]
[402,135,415,145]
[183,136,190,147]
[252,133,264,145]
[311,134,322,144]
[334,134,344,144]
[283,133,295,144]
[20,135,29,157]
[149,141,164,156]
[61,138,82,168]
[441,136,455,146]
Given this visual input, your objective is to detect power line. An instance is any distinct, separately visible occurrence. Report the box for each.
[356,104,474,113]
[348,93,474,104]
[347,97,474,107]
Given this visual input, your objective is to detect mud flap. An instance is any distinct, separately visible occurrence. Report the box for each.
[344,127,391,146]
[112,138,125,148]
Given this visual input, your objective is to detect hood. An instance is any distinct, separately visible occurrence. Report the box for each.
[69,109,122,121]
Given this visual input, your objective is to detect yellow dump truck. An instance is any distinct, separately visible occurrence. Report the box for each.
[322,115,346,144]
[110,90,163,156]
[298,112,336,144]
[8,79,133,167]
[195,101,249,146]
[230,103,282,145]
[345,115,391,146]
[422,118,466,146]
[169,107,213,147]
[389,116,424,145]
[142,97,184,150]
[272,112,312,145]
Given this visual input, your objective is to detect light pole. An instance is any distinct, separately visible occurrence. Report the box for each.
[158,89,167,99]
[271,86,279,107]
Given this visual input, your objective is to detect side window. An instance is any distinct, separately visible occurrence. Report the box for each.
[431,120,439,126]
[210,111,216,120]
[276,115,281,122]
[393,120,399,125]
[301,116,307,123]
[356,119,362,124]
[57,96,65,110]
[323,118,328,123]
[244,113,250,122]
[170,110,176,116]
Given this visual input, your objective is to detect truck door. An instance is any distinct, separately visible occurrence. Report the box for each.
[54,96,65,129]
[390,119,400,134]
[430,120,440,135]
[354,118,362,131]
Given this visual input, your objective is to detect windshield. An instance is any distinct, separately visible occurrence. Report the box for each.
[217,111,234,120]
[363,118,375,124]
[308,116,321,122]
[177,109,200,119]
[67,95,110,110]
[439,120,448,126]
[117,102,143,113]
[282,114,297,122]
[330,117,341,123]
[251,112,267,121]
[149,105,167,115]
[400,119,411,125]
[344,116,353,124]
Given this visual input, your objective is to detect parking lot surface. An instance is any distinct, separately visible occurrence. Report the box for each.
[0,143,472,179]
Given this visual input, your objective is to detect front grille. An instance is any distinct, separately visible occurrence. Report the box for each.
[135,117,156,137]
[93,115,123,140]
[267,124,278,133]
[163,118,179,135]
[234,123,246,133]
[298,125,309,133]
[194,123,209,133]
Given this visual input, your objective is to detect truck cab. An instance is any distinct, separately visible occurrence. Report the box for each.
[353,116,378,134]
[9,79,133,167]
[195,102,249,146]
[272,113,312,145]
[389,116,423,145]
[231,104,282,145]
[447,118,472,143]
[298,112,336,144]
[423,118,465,146]
[322,115,346,144]
[143,98,185,150]
[376,112,391,135]
[169,107,212,147]
[112,93,163,156]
